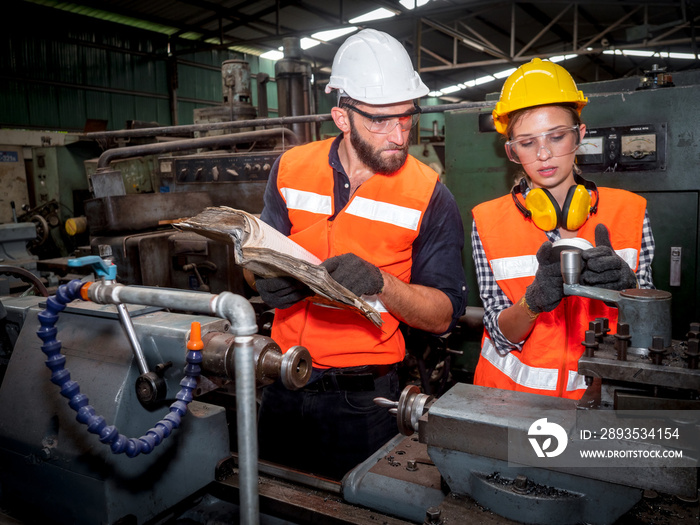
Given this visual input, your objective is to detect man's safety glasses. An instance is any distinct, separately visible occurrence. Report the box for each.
[505,125,581,164]
[342,104,421,134]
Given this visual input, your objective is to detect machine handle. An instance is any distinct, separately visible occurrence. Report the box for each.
[67,255,117,280]
[36,280,203,458]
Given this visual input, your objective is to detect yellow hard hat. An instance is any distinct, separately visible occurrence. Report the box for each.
[492,58,588,135]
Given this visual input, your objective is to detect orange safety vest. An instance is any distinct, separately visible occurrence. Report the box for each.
[472,187,646,399]
[270,138,439,368]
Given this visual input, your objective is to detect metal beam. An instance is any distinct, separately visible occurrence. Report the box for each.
[420,36,700,73]
[514,4,573,59]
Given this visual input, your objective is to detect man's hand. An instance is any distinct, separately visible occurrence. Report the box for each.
[321,253,384,296]
[580,224,637,290]
[256,276,313,309]
[524,241,565,314]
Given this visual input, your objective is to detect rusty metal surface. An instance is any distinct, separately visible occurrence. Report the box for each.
[85,192,215,233]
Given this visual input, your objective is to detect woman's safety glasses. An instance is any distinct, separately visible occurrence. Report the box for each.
[342,104,421,134]
[505,125,581,164]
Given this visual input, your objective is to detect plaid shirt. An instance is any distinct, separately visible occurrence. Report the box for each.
[471,209,655,353]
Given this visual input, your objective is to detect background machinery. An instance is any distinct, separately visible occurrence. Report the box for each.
[0,62,697,525]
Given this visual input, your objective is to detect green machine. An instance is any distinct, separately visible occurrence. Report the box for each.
[444,68,700,341]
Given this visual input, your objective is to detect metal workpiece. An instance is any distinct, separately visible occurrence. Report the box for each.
[375,384,434,437]
[85,282,258,336]
[564,283,672,351]
[201,331,312,390]
[560,249,582,285]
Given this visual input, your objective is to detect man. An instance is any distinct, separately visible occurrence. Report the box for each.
[254,29,467,479]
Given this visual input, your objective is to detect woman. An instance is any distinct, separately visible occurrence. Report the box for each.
[471,58,655,399]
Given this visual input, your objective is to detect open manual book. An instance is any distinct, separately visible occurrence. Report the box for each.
[175,206,382,327]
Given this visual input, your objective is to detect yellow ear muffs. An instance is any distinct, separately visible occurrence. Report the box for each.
[525,188,560,231]
[561,184,592,230]
[512,176,597,231]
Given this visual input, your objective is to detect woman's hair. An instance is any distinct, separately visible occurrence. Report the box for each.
[505,104,584,180]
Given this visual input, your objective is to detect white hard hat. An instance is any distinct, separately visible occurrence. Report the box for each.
[325,29,429,105]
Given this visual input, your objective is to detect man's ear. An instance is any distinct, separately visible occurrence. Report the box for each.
[331,107,351,133]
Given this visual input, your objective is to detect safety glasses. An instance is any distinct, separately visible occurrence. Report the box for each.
[342,104,421,134]
[505,125,581,164]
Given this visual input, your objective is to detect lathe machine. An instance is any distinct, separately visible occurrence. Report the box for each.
[0,66,698,524]
[0,244,697,525]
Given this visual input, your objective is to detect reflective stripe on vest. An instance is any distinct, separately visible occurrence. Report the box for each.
[567,370,588,392]
[490,248,639,281]
[280,187,332,215]
[346,196,422,231]
[481,338,587,392]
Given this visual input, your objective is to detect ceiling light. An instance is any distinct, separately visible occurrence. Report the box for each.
[440,85,462,94]
[494,68,517,79]
[669,52,696,59]
[261,50,284,61]
[300,38,320,50]
[428,91,443,97]
[400,0,431,8]
[549,54,577,62]
[623,50,655,57]
[474,75,495,85]
[349,8,396,23]
[312,27,358,41]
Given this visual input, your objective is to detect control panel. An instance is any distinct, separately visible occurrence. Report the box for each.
[159,151,282,185]
[576,123,667,173]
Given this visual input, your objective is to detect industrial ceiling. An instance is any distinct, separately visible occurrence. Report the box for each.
[21,0,700,102]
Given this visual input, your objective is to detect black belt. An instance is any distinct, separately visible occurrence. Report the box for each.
[303,364,397,393]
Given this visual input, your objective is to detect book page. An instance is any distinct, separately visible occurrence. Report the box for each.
[175,207,382,327]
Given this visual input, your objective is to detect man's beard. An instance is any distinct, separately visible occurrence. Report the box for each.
[350,122,409,175]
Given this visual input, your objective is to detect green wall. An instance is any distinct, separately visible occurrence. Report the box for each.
[1,2,282,132]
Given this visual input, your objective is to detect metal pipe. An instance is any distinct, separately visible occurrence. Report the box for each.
[459,306,485,330]
[86,283,258,336]
[85,101,494,141]
[87,115,333,141]
[95,128,299,169]
[234,336,259,525]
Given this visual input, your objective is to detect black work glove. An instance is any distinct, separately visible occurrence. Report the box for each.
[256,276,313,309]
[580,224,637,290]
[524,241,565,314]
[321,253,384,296]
